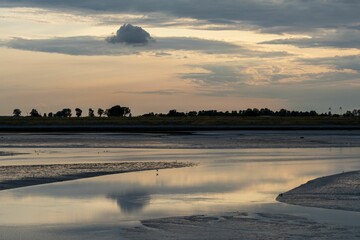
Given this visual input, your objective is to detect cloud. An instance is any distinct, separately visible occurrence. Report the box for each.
[302,55,360,72]
[261,29,360,49]
[178,63,360,112]
[182,65,248,86]
[3,36,243,56]
[182,58,360,91]
[1,0,360,34]
[3,35,288,57]
[114,89,185,95]
[106,24,152,44]
[182,64,298,87]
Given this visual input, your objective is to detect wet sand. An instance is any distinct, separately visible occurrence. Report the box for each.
[0,151,26,156]
[277,171,360,212]
[0,162,193,191]
[108,212,360,239]
[2,212,359,240]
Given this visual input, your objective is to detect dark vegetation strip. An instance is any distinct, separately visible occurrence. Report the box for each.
[0,162,194,191]
[1,116,360,132]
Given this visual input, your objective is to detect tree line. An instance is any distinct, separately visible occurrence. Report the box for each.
[11,106,360,118]
[12,105,131,118]
[142,108,360,117]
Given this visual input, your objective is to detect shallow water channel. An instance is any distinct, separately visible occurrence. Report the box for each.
[1,146,360,239]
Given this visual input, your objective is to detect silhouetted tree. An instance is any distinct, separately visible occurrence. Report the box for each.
[142,112,155,117]
[106,105,131,117]
[13,109,22,117]
[123,107,131,116]
[48,112,53,117]
[75,108,82,117]
[54,111,62,117]
[277,109,290,116]
[54,108,72,117]
[344,111,354,117]
[259,108,273,116]
[243,108,258,116]
[188,111,197,117]
[88,108,95,117]
[30,109,41,117]
[64,108,72,117]
[352,109,359,117]
[309,110,317,116]
[167,109,186,117]
[97,108,104,117]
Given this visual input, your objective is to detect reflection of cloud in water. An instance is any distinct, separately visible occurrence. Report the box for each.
[107,191,150,214]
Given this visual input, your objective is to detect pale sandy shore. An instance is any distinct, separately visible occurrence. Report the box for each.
[277,171,360,212]
[0,162,193,191]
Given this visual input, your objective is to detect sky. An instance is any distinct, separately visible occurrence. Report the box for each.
[0,0,360,115]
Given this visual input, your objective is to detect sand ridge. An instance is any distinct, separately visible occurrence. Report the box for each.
[277,171,360,212]
[0,161,194,191]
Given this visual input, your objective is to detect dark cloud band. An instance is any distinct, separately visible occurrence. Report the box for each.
[1,0,360,34]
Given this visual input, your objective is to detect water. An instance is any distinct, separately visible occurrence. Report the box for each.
[1,133,360,239]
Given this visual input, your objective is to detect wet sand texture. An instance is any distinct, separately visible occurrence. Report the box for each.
[277,171,360,212]
[0,161,193,191]
[122,212,360,240]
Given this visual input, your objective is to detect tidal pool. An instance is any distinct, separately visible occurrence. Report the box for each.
[1,147,360,239]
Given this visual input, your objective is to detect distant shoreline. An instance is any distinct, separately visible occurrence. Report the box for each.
[1,124,360,133]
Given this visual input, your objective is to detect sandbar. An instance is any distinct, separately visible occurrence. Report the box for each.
[277,171,360,212]
[0,161,193,191]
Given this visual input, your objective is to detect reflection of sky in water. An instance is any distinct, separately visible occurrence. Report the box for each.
[1,147,360,230]
[107,192,151,214]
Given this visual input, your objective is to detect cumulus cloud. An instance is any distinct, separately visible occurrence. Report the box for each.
[106,24,152,44]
